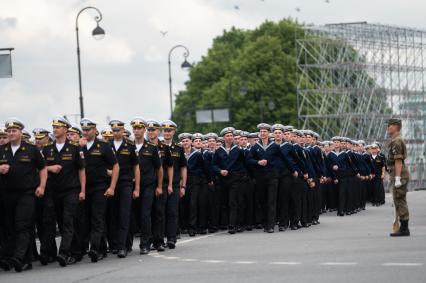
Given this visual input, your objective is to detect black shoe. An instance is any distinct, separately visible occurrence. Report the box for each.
[167,242,176,249]
[188,230,196,237]
[111,249,118,255]
[228,227,236,234]
[88,250,98,263]
[266,228,274,233]
[199,229,207,235]
[140,247,150,255]
[0,258,11,271]
[255,224,263,229]
[22,263,32,271]
[245,225,253,231]
[56,254,67,267]
[390,220,411,237]
[181,229,188,234]
[208,228,218,233]
[338,212,344,216]
[312,220,318,225]
[39,254,50,266]
[236,227,244,233]
[278,226,287,232]
[290,225,298,230]
[296,223,303,229]
[117,250,127,258]
[156,245,165,252]
[66,256,77,265]
[9,257,23,272]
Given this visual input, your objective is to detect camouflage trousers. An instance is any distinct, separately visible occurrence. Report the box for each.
[392,183,410,221]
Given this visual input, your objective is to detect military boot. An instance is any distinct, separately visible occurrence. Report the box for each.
[390,220,410,237]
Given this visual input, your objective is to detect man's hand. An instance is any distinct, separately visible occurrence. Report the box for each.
[395,176,402,188]
[104,187,115,198]
[155,187,163,197]
[133,189,140,199]
[0,164,10,174]
[49,165,62,174]
[303,174,308,180]
[168,185,173,195]
[179,187,186,198]
[79,137,87,147]
[220,170,228,177]
[293,171,298,178]
[334,179,338,184]
[258,160,267,166]
[107,169,112,177]
[35,186,45,198]
[79,191,85,201]
[332,165,338,171]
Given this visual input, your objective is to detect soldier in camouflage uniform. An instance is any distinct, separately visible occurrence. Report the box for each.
[386,118,410,237]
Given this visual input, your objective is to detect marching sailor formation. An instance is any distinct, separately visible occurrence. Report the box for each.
[0,117,387,272]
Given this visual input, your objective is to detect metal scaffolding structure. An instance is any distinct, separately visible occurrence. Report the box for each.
[296,22,426,189]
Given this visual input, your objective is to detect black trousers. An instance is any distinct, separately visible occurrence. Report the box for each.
[321,182,328,211]
[165,185,180,243]
[126,198,141,251]
[278,174,294,228]
[207,180,220,230]
[82,187,107,253]
[3,191,35,262]
[139,183,155,248]
[254,170,279,230]
[290,177,304,225]
[35,195,58,259]
[186,175,208,231]
[372,177,383,204]
[109,182,133,251]
[219,173,244,228]
[360,180,367,209]
[300,182,312,224]
[337,175,351,214]
[0,192,5,253]
[55,190,79,255]
[312,180,321,221]
[242,176,255,227]
[152,184,167,246]
[326,182,338,210]
[217,180,229,228]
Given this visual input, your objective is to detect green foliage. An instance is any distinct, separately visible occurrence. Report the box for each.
[173,19,304,134]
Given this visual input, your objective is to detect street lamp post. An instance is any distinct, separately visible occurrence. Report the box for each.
[168,45,191,118]
[75,6,105,119]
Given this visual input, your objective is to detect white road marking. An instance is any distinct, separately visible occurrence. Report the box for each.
[179,258,198,262]
[163,256,180,260]
[177,233,224,245]
[232,261,256,264]
[270,262,302,265]
[200,260,226,263]
[320,262,358,266]
[382,263,424,267]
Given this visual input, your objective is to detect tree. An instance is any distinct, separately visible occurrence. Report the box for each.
[173,19,304,134]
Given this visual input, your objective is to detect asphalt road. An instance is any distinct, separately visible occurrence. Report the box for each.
[2,191,425,283]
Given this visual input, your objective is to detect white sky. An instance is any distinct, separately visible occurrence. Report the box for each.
[0,0,425,132]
